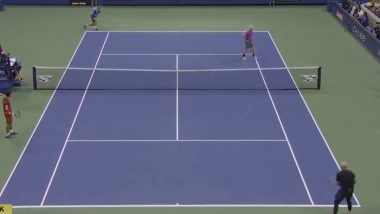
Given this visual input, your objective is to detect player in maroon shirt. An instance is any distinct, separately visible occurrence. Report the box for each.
[3,92,17,139]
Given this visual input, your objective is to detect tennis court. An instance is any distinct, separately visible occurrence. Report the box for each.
[0,31,360,207]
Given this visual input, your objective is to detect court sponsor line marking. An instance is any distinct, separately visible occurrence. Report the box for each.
[267,32,361,207]
[68,139,288,142]
[255,57,314,205]
[40,32,110,206]
[0,32,89,199]
[176,54,179,141]
[13,204,361,208]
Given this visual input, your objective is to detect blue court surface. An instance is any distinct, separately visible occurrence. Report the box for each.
[0,31,360,208]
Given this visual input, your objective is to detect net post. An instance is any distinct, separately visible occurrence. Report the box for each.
[317,66,322,90]
[32,66,37,90]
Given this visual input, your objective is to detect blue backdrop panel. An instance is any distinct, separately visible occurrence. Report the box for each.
[102,0,325,5]
[5,0,69,4]
[5,0,326,4]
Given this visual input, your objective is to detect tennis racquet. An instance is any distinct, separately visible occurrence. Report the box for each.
[329,174,337,185]
[13,110,21,118]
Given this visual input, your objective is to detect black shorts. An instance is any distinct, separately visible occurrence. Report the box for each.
[91,16,96,22]
[334,188,353,204]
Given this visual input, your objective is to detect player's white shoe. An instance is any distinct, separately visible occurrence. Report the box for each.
[242,57,247,60]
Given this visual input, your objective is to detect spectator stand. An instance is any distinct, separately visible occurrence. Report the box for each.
[0,68,14,93]
[327,0,380,60]
[0,0,4,11]
[0,50,22,92]
[361,4,380,27]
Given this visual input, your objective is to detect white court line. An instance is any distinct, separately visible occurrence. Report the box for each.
[255,57,314,205]
[67,139,288,142]
[102,53,242,56]
[12,204,361,208]
[40,32,110,206]
[267,32,361,207]
[89,30,270,33]
[103,53,175,56]
[34,66,94,70]
[176,54,179,141]
[0,32,89,199]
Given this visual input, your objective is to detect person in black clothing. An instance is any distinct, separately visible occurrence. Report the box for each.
[373,23,380,40]
[334,162,356,214]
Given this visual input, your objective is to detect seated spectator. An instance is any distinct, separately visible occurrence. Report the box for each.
[358,12,369,27]
[374,7,380,17]
[342,0,352,10]
[0,52,9,65]
[373,23,380,39]
[366,0,380,19]
[374,0,380,8]
[365,0,379,8]
[9,57,22,81]
[0,53,12,81]
[350,2,361,18]
[0,52,23,82]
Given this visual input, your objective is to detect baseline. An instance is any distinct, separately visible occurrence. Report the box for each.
[42,140,310,205]
[68,139,287,142]
[13,204,362,208]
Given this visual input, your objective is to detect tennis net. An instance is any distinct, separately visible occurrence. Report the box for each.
[32,66,321,90]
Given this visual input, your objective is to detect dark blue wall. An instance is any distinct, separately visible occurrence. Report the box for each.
[0,0,4,10]
[5,0,69,4]
[5,0,325,5]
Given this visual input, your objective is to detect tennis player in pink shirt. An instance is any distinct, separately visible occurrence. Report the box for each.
[242,26,256,60]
